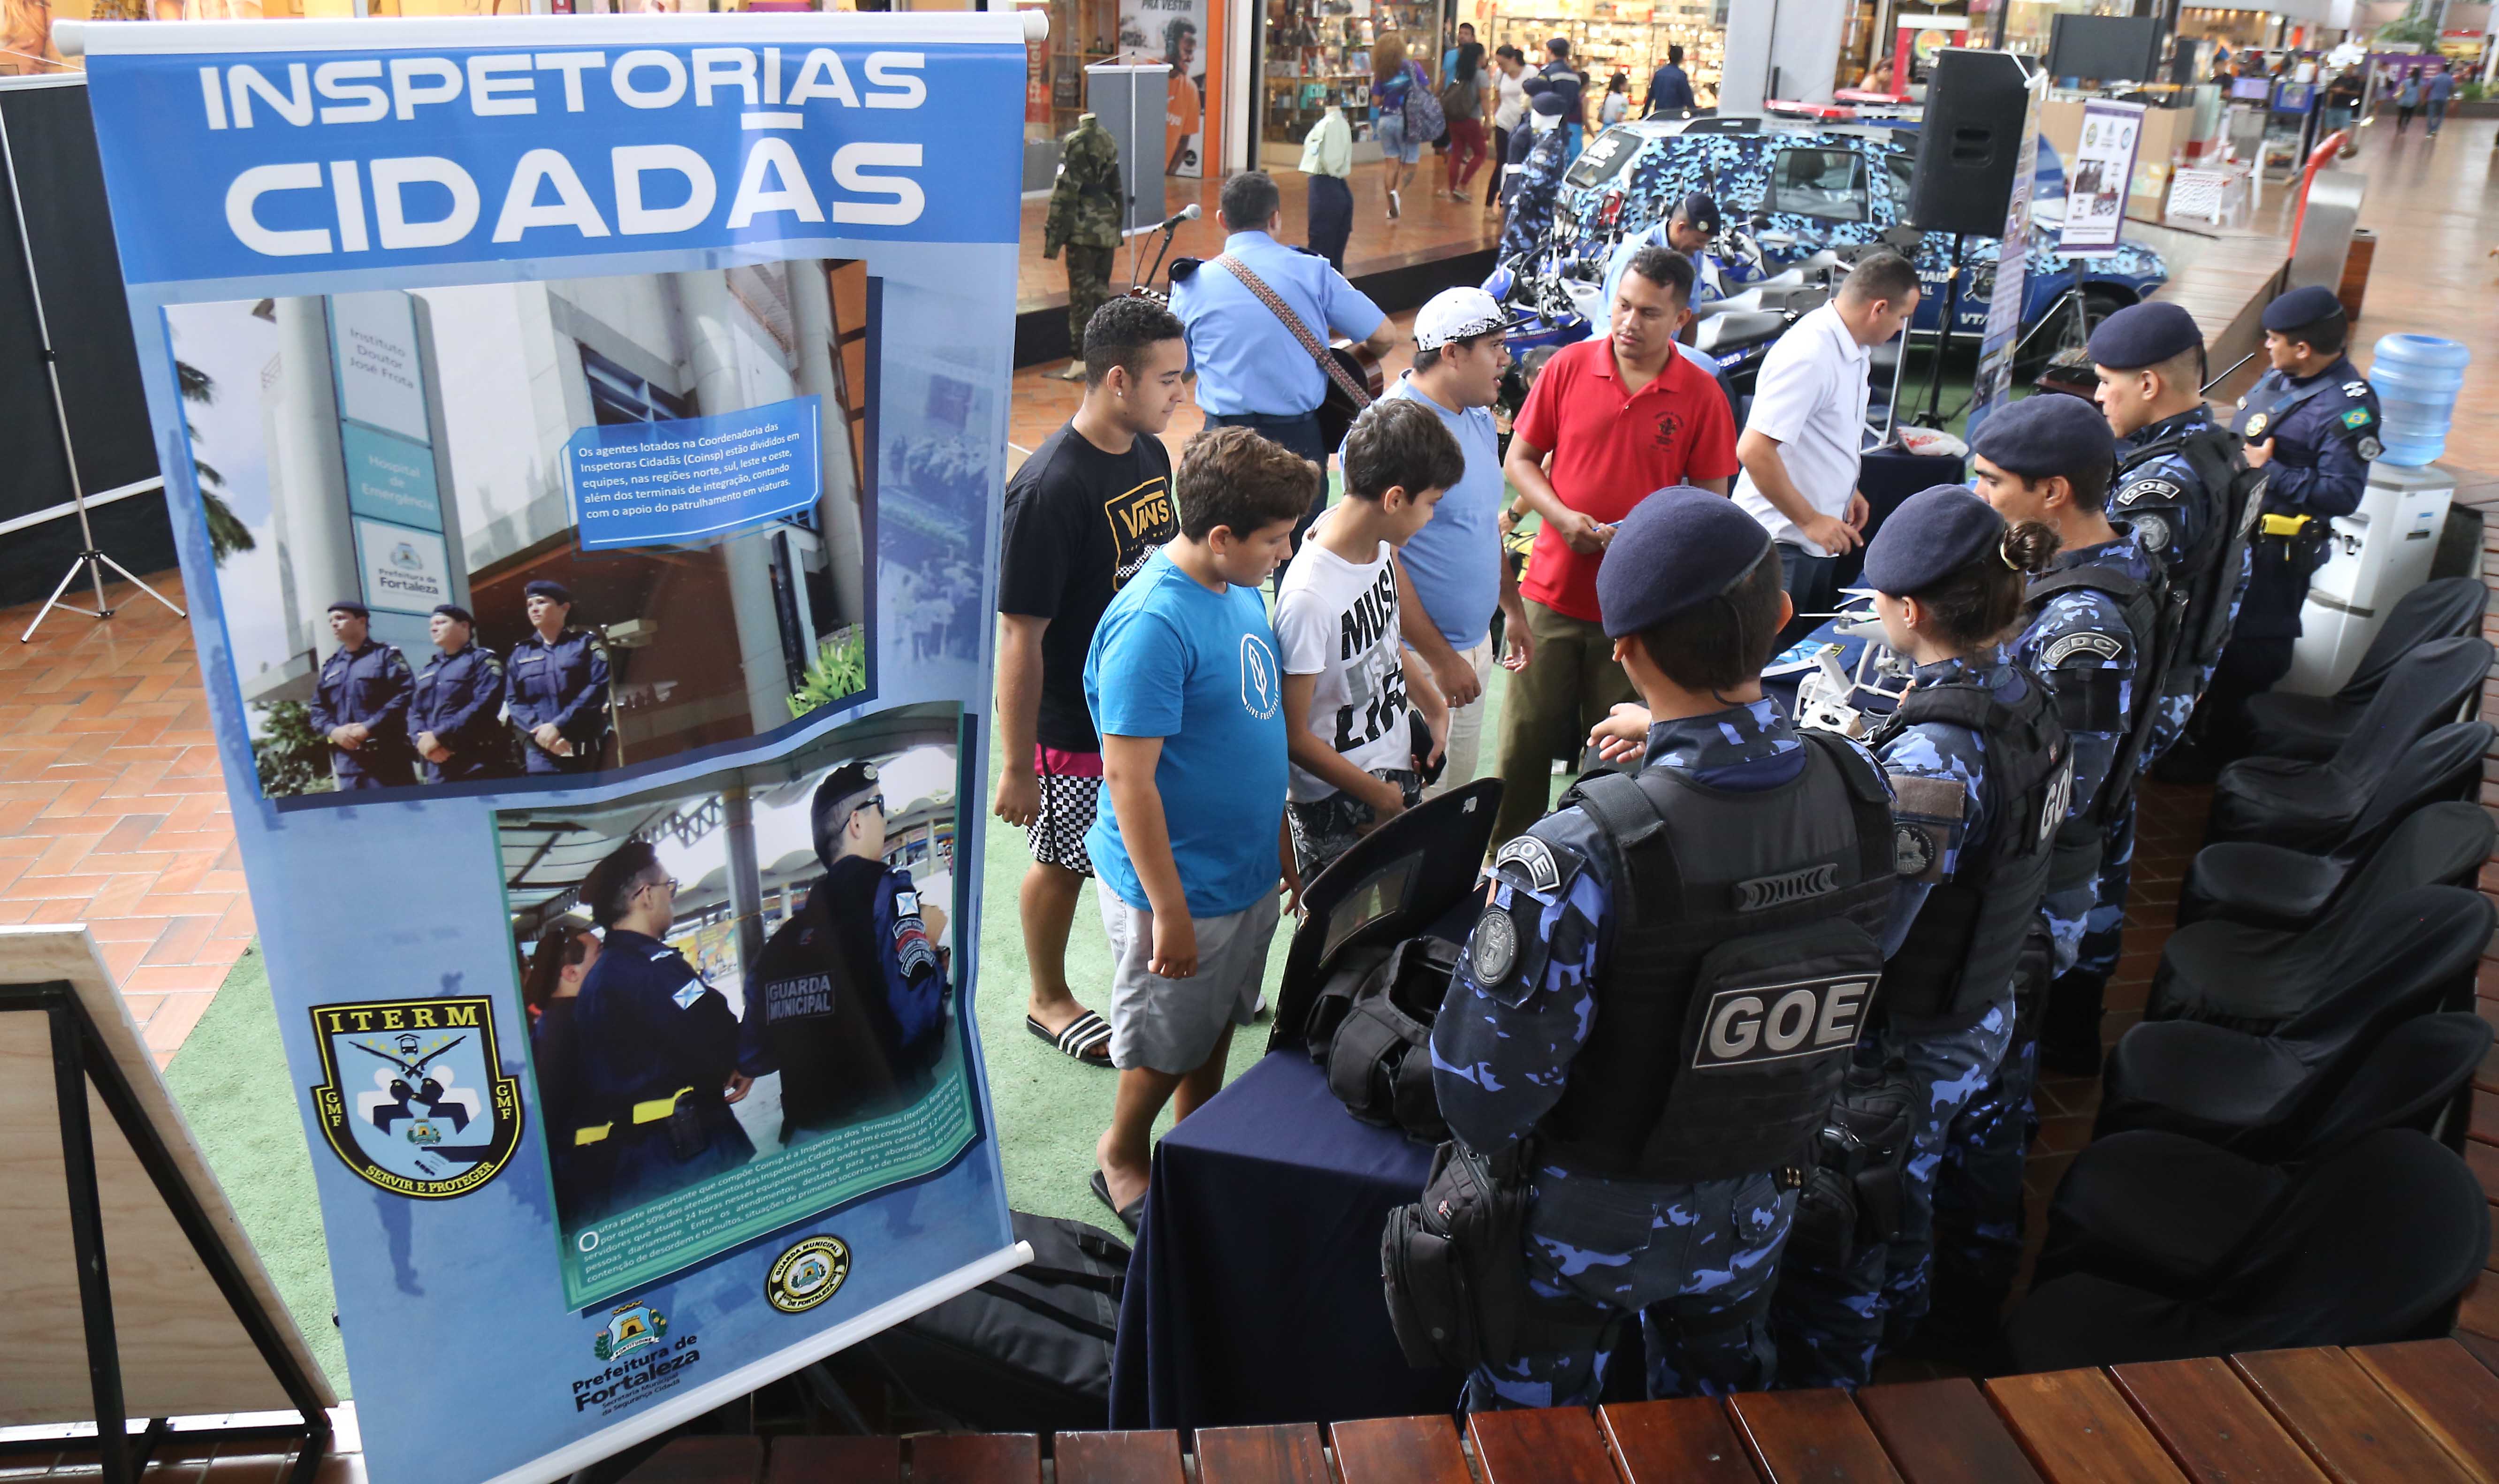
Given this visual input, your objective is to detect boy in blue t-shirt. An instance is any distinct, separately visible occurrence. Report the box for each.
[1083,425,1319,1229]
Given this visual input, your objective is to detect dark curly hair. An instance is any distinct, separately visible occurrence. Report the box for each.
[1082,296,1185,388]
[1341,397,1466,503]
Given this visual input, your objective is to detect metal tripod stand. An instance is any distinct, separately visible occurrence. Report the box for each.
[1,94,183,643]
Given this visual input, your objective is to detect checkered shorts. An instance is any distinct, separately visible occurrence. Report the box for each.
[1026,750,1102,875]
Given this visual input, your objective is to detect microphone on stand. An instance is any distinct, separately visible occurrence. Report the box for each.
[1135,204,1201,299]
[1158,202,1203,232]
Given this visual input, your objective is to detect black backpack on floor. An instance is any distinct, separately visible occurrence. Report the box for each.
[857,1210,1128,1433]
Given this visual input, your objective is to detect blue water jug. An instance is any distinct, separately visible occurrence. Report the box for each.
[2369,334,2469,467]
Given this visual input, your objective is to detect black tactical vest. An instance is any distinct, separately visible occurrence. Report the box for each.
[2022,559,2169,835]
[1535,729,1897,1183]
[1868,675,2072,1023]
[2118,426,2264,714]
[748,882,912,1136]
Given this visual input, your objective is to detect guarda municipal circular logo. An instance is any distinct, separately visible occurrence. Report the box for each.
[767,1234,852,1314]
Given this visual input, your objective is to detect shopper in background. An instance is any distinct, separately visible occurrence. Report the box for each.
[1372,33,1427,219]
[1439,37,1491,204]
[1539,36,1586,159]
[2426,66,2453,136]
[1599,72,1630,128]
[1489,46,1529,214]
[2394,68,2422,134]
[1645,43,1695,117]
[1300,102,1355,270]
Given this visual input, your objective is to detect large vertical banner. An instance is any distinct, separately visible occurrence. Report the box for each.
[76,14,1030,1484]
[1964,55,2044,441]
[1120,0,1205,175]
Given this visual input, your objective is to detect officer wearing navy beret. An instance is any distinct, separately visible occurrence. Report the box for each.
[1768,487,2069,1387]
[506,579,612,776]
[408,603,509,785]
[1429,488,1909,1408]
[1919,393,2156,1348]
[2086,301,2253,767]
[565,839,753,1223]
[738,761,954,1145]
[2203,284,2384,760]
[308,598,418,791]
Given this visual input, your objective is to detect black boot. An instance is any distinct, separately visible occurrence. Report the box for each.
[2036,967,2106,1078]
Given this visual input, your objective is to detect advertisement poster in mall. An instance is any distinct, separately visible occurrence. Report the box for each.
[1119,0,1207,175]
[2059,98,2143,256]
[76,14,1029,1484]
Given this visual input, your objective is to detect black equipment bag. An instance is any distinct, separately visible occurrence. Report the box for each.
[1381,1140,1536,1369]
[1782,1059,1921,1272]
[860,1210,1129,1433]
[1310,935,1464,1143]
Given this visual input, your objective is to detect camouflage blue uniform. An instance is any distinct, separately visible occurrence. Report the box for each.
[1430,699,1914,1409]
[1926,535,2147,1346]
[2112,405,2248,743]
[1770,654,2027,1388]
[1498,126,1572,269]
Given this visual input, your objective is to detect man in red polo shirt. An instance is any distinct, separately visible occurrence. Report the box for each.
[1491,246,1738,844]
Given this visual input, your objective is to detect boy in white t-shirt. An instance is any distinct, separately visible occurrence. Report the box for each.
[1275,398,1468,876]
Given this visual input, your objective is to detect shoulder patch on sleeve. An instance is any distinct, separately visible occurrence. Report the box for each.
[671,977,709,1010]
[1493,835,1563,894]
[1887,772,1968,822]
[2116,476,2180,508]
[2129,511,2173,553]
[2340,405,2374,429]
[894,888,920,917]
[1892,821,1945,882]
[2356,435,2384,462]
[2041,631,2125,669]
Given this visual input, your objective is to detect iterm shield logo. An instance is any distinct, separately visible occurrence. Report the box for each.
[1693,974,1874,1069]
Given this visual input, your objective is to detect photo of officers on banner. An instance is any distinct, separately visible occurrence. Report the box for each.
[501,705,966,1235]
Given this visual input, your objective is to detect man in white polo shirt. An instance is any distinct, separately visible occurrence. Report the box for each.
[1732,252,1920,640]
[1381,287,1529,797]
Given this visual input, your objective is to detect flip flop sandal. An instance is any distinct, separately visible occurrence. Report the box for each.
[1028,1010,1114,1066]
[1090,1168,1145,1234]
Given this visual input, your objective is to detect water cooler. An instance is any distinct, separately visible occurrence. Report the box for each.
[2281,462,2456,694]
[2280,332,2470,696]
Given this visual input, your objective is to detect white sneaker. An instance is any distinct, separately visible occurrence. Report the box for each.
[1388,188,1402,219]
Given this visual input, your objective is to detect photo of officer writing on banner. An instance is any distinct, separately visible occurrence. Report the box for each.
[500,703,976,1309]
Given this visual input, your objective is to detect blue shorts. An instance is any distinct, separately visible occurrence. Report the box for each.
[1375,111,1422,164]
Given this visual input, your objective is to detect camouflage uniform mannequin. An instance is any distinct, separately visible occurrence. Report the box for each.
[1046,114,1124,381]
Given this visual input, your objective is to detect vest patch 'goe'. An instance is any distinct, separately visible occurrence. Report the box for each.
[1691,972,1874,1068]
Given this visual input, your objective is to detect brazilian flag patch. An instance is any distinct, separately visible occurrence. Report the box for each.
[2342,407,2374,429]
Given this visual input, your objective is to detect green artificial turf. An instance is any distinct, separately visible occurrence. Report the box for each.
[163,944,354,1397]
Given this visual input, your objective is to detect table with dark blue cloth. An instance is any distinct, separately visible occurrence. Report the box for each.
[1108,1050,1462,1431]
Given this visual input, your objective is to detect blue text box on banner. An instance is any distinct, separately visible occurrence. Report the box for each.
[567,396,821,549]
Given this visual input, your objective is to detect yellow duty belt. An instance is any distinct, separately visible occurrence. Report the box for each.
[572,1087,693,1146]
[2260,513,2314,538]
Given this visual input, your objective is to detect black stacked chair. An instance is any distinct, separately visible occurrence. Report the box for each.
[2006,1128,2491,1371]
[2147,806,2499,1030]
[2038,1013,2494,1293]
[2246,577,2489,761]
[2205,638,2495,850]
[2179,778,2494,931]
[2092,886,2494,1157]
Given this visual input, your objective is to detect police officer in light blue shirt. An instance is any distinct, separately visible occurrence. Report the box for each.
[1168,170,1396,493]
[1603,191,1732,313]
[505,579,611,776]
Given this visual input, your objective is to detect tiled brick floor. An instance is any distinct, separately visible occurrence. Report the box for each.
[0,571,248,1066]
